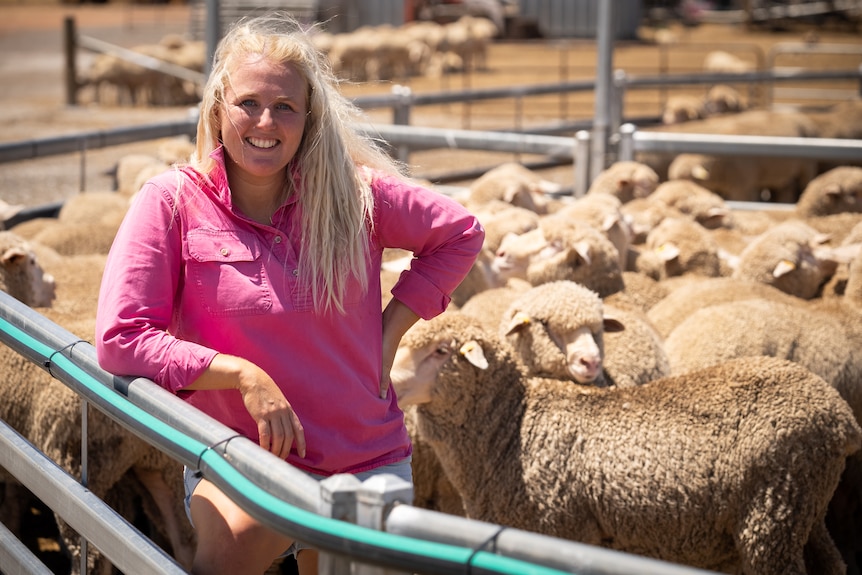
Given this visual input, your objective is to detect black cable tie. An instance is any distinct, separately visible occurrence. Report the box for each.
[194,434,244,478]
[465,525,506,574]
[43,339,89,378]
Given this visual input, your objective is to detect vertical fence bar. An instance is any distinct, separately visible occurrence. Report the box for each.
[64,17,78,106]
[617,123,635,162]
[391,85,413,165]
[574,129,591,197]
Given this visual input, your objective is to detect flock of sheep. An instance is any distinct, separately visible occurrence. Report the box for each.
[3,30,862,574]
[81,14,498,107]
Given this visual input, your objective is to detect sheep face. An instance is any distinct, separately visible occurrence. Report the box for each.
[0,234,56,307]
[501,281,624,384]
[492,228,547,281]
[391,313,504,434]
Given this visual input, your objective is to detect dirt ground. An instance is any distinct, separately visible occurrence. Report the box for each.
[0,3,860,573]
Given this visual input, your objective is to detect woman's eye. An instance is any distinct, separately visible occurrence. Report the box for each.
[240,99,257,108]
[275,102,295,112]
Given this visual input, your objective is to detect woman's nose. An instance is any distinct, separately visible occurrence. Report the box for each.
[257,107,275,128]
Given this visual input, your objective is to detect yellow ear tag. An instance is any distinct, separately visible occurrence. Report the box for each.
[460,340,489,370]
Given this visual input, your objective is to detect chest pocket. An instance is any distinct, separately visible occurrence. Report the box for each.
[187,229,272,316]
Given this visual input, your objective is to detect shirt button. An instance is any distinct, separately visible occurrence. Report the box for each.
[220,248,230,257]
[292,269,299,276]
[274,236,282,244]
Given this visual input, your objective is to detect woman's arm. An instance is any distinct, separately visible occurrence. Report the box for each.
[188,354,306,458]
[379,298,420,399]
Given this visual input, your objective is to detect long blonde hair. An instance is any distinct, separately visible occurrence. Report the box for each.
[192,12,405,314]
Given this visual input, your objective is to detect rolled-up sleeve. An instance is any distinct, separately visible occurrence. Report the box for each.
[95,176,217,392]
[372,172,484,319]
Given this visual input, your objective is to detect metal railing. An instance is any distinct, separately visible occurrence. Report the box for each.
[0,290,720,575]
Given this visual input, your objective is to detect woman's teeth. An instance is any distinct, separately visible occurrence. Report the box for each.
[248,138,277,149]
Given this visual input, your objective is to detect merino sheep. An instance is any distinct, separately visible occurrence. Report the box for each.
[662,94,706,124]
[500,281,623,386]
[391,311,860,575]
[0,231,56,307]
[585,160,659,204]
[647,179,730,229]
[458,278,531,332]
[667,151,818,204]
[466,162,560,214]
[500,281,668,388]
[553,193,632,271]
[473,201,540,253]
[796,165,862,218]
[731,219,837,299]
[646,276,804,339]
[702,50,753,74]
[632,216,722,281]
[703,84,746,116]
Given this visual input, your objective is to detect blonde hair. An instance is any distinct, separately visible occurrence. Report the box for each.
[191,12,405,314]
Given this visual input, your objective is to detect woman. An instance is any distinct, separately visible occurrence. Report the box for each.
[95,12,483,575]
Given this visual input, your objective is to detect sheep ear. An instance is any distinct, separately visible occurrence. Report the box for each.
[822,183,842,197]
[1,246,27,265]
[655,242,680,262]
[459,340,489,369]
[603,317,625,333]
[691,165,710,180]
[573,240,592,266]
[773,259,797,278]
[503,311,532,336]
[812,232,832,246]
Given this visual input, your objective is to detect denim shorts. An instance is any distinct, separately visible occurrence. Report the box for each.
[183,456,413,557]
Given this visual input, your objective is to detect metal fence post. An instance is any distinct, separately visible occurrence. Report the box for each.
[617,123,636,162]
[64,17,78,106]
[574,130,591,197]
[353,474,413,575]
[391,85,413,165]
[318,474,362,575]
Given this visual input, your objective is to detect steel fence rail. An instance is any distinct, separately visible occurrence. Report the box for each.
[0,290,724,575]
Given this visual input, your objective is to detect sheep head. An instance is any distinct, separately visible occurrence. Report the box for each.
[500,281,624,385]
[0,232,56,307]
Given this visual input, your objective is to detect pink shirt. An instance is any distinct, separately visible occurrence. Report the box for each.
[96,148,484,475]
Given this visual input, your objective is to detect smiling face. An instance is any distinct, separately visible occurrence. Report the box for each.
[219,55,308,187]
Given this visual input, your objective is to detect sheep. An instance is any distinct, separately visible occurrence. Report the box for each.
[473,201,540,253]
[661,93,706,124]
[500,281,668,388]
[632,216,722,281]
[667,151,818,204]
[402,405,465,517]
[465,162,560,214]
[458,278,531,332]
[645,276,803,339]
[0,231,56,307]
[619,196,683,244]
[731,219,837,299]
[0,235,194,572]
[703,84,746,116]
[606,270,670,313]
[493,216,624,298]
[390,310,860,575]
[115,153,171,196]
[795,165,862,218]
[647,179,730,230]
[585,160,659,204]
[553,193,632,271]
[702,50,754,74]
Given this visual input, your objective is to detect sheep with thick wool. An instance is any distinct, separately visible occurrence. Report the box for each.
[0,231,56,307]
[391,310,860,575]
[553,193,632,271]
[586,160,660,204]
[500,281,668,388]
[796,165,862,218]
[493,215,624,297]
[731,219,837,299]
[646,276,804,339]
[465,162,560,215]
[632,216,723,281]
